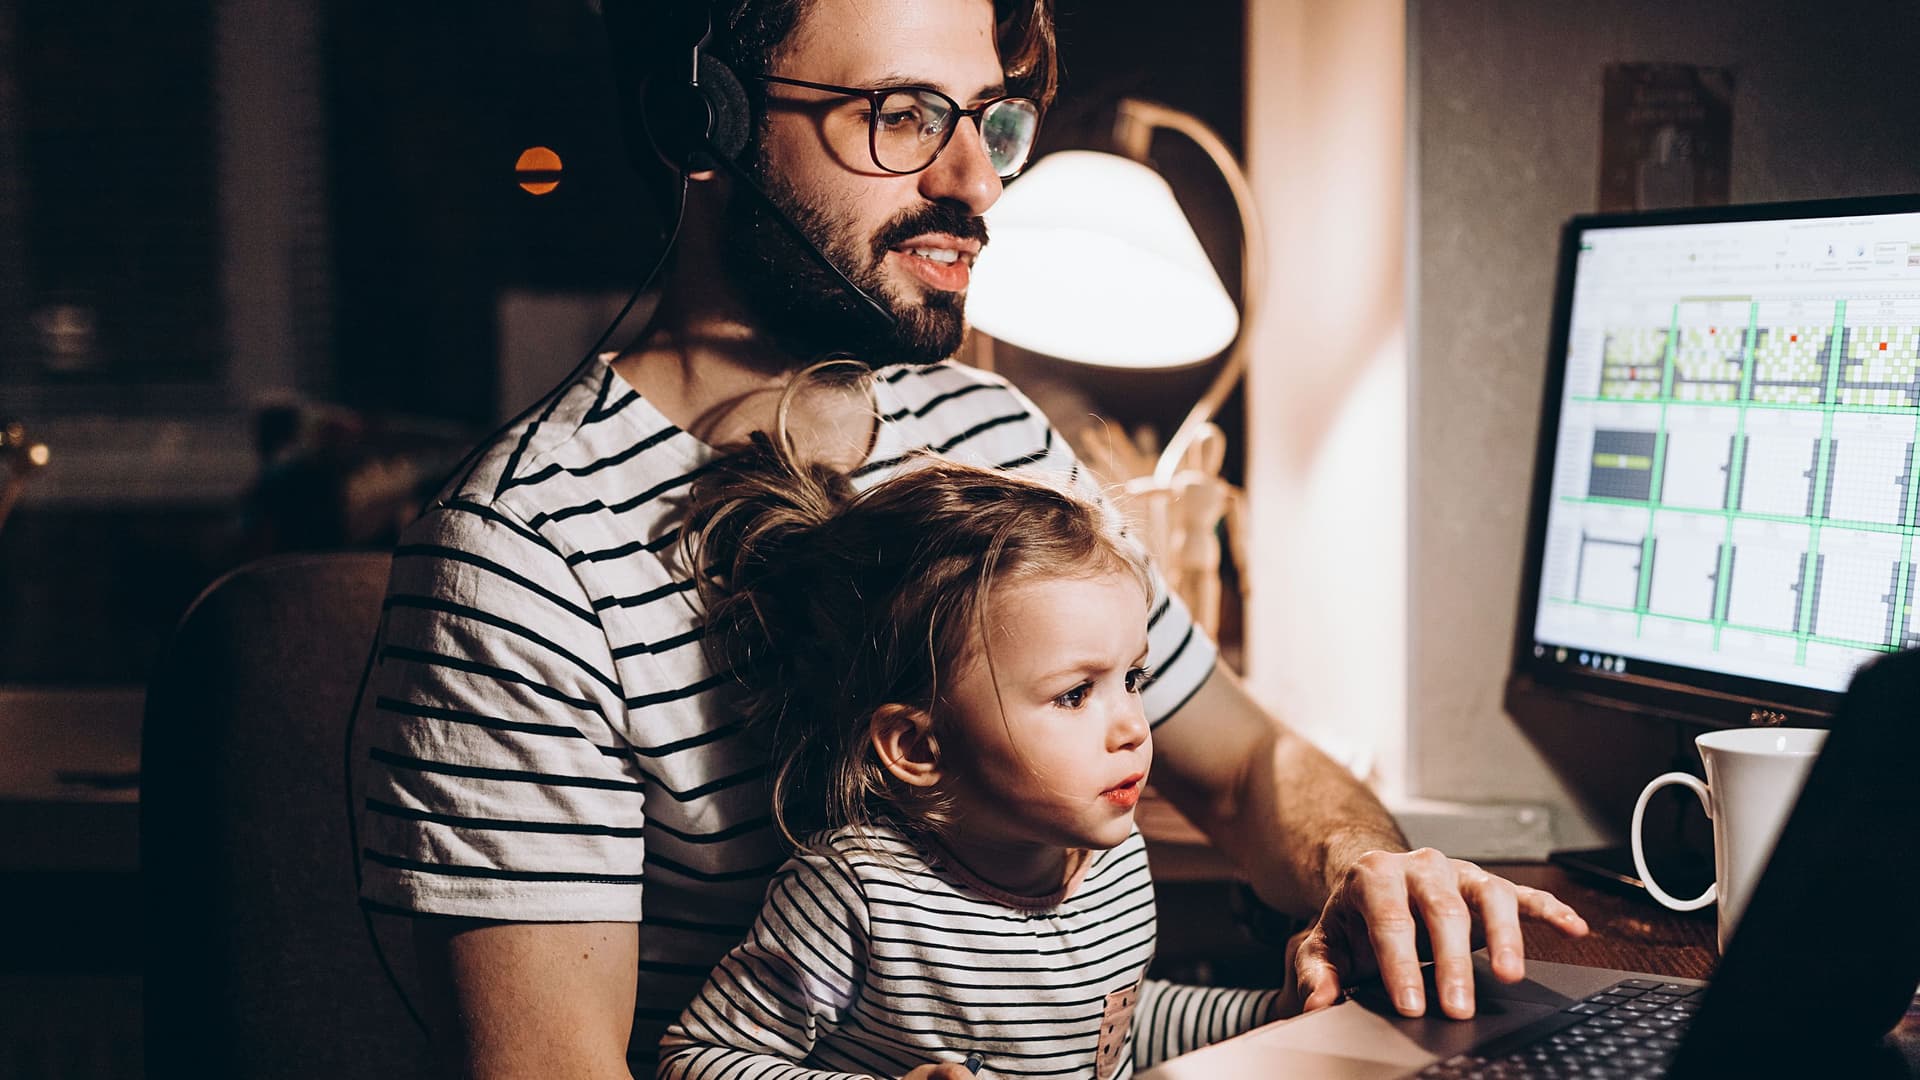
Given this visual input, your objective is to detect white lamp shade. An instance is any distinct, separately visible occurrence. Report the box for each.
[968,150,1238,368]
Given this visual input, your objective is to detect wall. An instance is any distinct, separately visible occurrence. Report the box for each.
[1409,0,1920,846]
[1243,1,1409,787]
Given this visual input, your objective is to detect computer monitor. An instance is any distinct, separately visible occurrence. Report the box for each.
[1510,193,1920,729]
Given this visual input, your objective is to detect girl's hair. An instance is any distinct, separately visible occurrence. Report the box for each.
[680,433,1146,850]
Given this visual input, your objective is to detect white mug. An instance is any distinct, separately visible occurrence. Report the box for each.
[1629,726,1826,952]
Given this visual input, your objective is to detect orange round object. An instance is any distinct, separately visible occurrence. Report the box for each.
[516,146,562,195]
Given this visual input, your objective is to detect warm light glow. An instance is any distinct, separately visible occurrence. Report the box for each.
[516,146,562,195]
[969,151,1237,368]
[27,444,48,467]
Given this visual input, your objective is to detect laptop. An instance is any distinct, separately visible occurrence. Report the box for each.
[1140,647,1920,1079]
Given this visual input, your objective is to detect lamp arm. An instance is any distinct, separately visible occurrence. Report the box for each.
[1114,100,1268,486]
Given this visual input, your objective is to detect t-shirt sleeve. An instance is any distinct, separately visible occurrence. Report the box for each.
[1129,978,1288,1069]
[354,497,648,921]
[658,853,874,1080]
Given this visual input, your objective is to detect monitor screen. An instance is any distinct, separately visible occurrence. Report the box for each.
[1513,194,1920,726]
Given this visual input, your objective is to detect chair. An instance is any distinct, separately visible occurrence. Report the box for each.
[142,551,431,1078]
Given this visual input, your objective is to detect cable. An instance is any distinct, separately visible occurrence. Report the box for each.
[706,148,898,329]
[343,175,693,1039]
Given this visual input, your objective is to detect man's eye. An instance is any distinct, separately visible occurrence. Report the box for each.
[1053,683,1090,709]
[876,106,924,131]
[1125,667,1155,694]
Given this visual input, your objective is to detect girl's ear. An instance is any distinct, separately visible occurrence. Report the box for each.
[869,703,942,788]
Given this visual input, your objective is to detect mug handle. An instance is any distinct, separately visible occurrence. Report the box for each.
[1630,772,1717,912]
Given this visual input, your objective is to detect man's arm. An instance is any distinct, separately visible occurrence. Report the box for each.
[415,919,639,1079]
[1149,658,1588,1020]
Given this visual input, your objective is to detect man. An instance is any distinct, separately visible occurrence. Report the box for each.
[355,1,1589,1075]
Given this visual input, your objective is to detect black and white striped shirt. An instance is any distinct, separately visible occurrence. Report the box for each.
[354,356,1219,1071]
[661,825,1286,1080]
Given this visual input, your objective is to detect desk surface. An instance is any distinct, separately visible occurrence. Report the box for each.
[1490,861,1919,1073]
[1487,862,1717,980]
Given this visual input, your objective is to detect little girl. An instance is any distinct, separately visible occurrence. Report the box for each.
[658,435,1288,1080]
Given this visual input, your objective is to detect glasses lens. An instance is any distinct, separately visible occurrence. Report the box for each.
[980,98,1039,177]
[872,88,955,173]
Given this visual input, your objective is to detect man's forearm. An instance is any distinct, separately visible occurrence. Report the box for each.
[1150,658,1411,916]
[1219,724,1409,914]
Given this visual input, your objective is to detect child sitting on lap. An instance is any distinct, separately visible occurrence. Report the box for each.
[659,437,1288,1080]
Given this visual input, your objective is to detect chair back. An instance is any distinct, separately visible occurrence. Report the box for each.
[142,551,430,1078]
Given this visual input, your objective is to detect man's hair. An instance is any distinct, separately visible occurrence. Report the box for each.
[704,0,1059,111]
[678,430,1146,852]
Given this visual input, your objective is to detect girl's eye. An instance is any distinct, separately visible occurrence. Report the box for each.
[1053,683,1091,709]
[1124,666,1154,694]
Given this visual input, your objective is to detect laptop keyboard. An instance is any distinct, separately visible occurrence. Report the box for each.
[1410,978,1703,1079]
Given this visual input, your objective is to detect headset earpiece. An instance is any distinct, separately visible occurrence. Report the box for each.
[605,0,750,175]
[640,52,750,171]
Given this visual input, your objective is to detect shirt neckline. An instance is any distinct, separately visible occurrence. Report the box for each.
[927,839,1096,912]
[597,351,914,475]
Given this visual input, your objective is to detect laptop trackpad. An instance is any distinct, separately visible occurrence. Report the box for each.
[1347,976,1564,1061]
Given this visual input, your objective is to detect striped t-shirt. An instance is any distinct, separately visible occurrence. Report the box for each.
[354,355,1219,1071]
[661,825,1286,1080]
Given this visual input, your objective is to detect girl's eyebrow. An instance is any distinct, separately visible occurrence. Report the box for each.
[1034,641,1152,683]
[1033,658,1113,682]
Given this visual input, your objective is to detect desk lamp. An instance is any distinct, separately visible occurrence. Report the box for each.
[968,99,1265,635]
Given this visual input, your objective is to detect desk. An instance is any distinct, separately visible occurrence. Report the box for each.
[0,688,144,1075]
[1487,862,1716,980]
[1490,862,1920,1073]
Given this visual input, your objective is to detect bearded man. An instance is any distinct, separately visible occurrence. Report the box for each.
[354,1,1588,1075]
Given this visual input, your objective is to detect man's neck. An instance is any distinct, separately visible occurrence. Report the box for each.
[611,191,888,471]
[611,309,879,474]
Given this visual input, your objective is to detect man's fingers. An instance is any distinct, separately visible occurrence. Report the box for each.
[1517,884,1590,937]
[1461,871,1526,984]
[1352,852,1427,1017]
[1408,853,1477,1019]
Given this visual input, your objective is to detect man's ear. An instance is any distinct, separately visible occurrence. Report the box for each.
[870,703,942,788]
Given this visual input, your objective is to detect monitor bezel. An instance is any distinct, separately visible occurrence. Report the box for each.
[1507,192,1920,729]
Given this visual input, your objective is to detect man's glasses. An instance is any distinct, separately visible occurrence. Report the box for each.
[752,75,1042,179]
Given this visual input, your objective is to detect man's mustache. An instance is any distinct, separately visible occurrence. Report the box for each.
[872,204,990,256]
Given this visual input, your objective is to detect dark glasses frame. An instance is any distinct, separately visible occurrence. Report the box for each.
[751,74,1042,178]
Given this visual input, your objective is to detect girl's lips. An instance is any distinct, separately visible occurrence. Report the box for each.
[1102,776,1144,808]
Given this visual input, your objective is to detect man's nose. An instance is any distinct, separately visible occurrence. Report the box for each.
[917,116,1003,216]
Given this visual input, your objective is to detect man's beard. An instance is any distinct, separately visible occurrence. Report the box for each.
[720,162,987,369]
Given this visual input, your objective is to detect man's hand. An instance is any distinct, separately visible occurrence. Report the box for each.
[1292,848,1590,1019]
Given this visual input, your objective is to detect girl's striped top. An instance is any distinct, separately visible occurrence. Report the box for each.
[660,825,1287,1080]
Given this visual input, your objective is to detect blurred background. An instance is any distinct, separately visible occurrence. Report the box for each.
[0,0,1249,688]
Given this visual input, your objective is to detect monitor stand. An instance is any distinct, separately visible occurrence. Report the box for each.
[1548,844,1715,903]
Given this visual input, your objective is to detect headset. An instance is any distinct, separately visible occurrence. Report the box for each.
[602,0,898,329]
